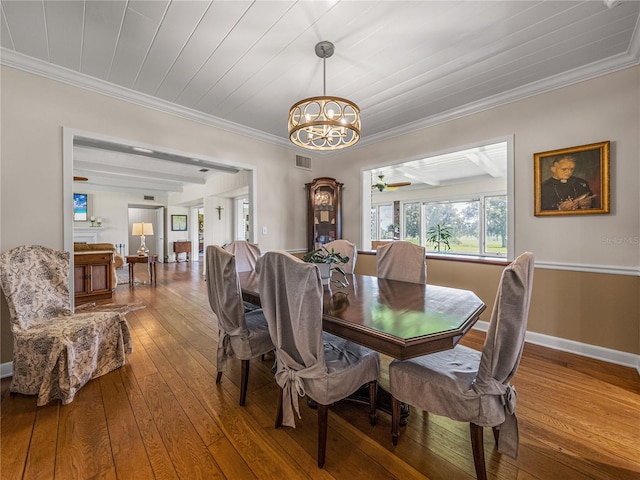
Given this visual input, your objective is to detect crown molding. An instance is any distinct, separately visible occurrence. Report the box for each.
[356,49,640,149]
[0,48,290,149]
[2,44,639,153]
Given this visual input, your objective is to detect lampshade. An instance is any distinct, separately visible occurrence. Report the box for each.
[132,222,154,236]
[288,41,360,151]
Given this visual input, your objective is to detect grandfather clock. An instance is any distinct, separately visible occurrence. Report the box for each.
[305,177,343,252]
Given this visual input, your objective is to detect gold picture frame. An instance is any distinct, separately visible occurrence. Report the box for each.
[534,141,610,216]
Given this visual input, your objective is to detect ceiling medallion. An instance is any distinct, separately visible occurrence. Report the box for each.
[288,41,360,151]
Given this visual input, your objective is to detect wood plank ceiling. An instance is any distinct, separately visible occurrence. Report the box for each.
[2,0,638,192]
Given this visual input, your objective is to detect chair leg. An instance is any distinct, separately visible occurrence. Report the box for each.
[239,359,250,406]
[391,396,401,446]
[492,426,500,446]
[317,403,329,468]
[470,423,488,480]
[368,381,378,426]
[275,386,284,429]
[215,371,223,384]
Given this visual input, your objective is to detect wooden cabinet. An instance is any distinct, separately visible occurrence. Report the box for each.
[74,251,113,304]
[305,177,343,252]
[173,241,191,262]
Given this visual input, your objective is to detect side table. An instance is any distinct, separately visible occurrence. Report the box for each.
[126,254,158,286]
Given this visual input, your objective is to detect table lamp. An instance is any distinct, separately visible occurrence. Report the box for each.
[132,222,154,256]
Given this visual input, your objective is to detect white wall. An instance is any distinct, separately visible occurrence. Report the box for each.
[321,66,640,271]
[0,65,316,256]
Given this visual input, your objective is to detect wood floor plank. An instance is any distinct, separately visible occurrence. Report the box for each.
[23,403,59,480]
[1,261,638,480]
[99,368,156,480]
[55,379,116,479]
[0,389,37,479]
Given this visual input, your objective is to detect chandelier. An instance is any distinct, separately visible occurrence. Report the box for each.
[288,41,360,151]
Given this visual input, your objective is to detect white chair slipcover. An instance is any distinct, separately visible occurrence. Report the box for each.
[0,245,138,406]
[389,252,535,480]
[255,250,379,467]
[323,239,357,274]
[376,241,426,284]
[205,245,273,405]
[223,241,261,273]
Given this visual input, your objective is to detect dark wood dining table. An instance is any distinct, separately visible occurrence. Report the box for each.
[238,270,486,361]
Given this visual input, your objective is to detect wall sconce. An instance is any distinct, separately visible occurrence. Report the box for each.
[132,222,154,256]
[216,205,224,220]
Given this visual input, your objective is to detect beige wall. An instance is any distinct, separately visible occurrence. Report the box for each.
[355,254,639,355]
[1,65,639,366]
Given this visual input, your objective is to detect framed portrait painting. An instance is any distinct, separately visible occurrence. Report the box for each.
[533,141,610,216]
[171,214,187,231]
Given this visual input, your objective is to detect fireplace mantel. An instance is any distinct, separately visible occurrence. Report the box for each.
[74,226,103,243]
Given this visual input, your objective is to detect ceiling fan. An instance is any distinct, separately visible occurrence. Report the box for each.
[372,175,411,192]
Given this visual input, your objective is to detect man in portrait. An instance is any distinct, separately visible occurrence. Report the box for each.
[540,156,595,211]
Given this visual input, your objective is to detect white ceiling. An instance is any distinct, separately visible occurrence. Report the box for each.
[2,0,639,193]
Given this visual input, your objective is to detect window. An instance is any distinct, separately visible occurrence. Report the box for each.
[366,137,512,259]
[403,202,421,245]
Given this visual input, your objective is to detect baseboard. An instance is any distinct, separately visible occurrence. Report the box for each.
[474,321,640,375]
[1,361,13,379]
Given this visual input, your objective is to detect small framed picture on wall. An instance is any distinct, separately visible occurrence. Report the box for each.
[533,141,610,216]
[171,214,187,231]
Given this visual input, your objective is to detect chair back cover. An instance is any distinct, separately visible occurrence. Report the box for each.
[323,239,357,274]
[0,245,72,329]
[256,251,326,426]
[206,246,249,367]
[376,241,426,284]
[474,251,535,457]
[223,241,261,272]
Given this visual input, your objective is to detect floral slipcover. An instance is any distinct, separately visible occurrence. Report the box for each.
[0,245,137,406]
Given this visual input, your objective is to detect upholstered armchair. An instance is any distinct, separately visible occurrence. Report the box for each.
[0,245,137,406]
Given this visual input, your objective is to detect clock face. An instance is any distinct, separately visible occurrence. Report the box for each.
[315,190,332,205]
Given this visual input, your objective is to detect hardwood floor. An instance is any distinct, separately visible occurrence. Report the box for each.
[2,261,639,479]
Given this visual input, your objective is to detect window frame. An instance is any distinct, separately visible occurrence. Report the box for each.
[363,136,514,261]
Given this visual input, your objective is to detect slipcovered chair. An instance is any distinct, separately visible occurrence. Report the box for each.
[255,251,379,468]
[0,245,135,406]
[205,245,273,406]
[223,240,261,273]
[376,241,426,284]
[388,252,535,480]
[223,240,262,312]
[323,239,357,274]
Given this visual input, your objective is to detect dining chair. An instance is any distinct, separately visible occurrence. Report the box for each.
[223,240,262,312]
[388,252,535,480]
[0,245,135,406]
[205,245,274,406]
[323,239,357,274]
[223,240,261,272]
[255,251,379,468]
[376,241,426,284]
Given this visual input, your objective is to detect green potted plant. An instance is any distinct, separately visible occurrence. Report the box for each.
[302,246,349,285]
[425,222,453,253]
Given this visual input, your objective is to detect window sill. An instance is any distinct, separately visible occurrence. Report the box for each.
[359,250,510,266]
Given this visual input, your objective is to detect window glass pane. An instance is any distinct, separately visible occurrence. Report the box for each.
[379,204,395,240]
[403,202,421,245]
[424,201,479,253]
[485,195,507,255]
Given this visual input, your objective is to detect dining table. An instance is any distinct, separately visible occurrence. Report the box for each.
[238,269,487,422]
[238,270,486,360]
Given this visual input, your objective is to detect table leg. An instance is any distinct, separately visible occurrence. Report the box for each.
[151,262,157,285]
[128,263,134,286]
